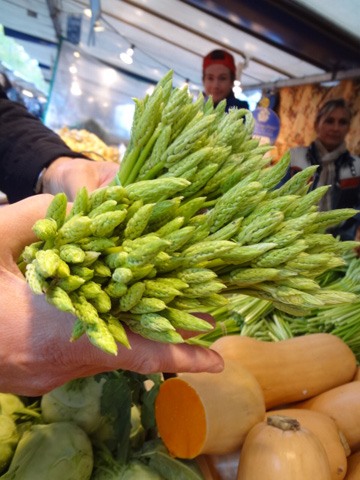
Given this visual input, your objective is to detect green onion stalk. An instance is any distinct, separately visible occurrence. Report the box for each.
[191,252,360,361]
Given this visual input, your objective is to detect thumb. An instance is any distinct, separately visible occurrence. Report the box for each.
[0,194,54,259]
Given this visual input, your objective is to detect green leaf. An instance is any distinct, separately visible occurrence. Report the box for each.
[141,381,161,431]
[139,439,205,480]
[123,371,148,404]
[100,373,132,463]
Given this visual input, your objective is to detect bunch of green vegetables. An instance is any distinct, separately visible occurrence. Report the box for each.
[191,252,360,361]
[0,393,42,476]
[19,70,360,354]
[0,373,206,480]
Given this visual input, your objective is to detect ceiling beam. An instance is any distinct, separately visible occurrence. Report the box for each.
[107,0,294,79]
[182,0,360,72]
[243,68,360,92]
[46,0,62,39]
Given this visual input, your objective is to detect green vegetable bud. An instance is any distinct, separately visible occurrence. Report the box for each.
[56,275,85,292]
[89,291,112,313]
[79,281,103,299]
[104,280,128,298]
[59,244,86,264]
[35,249,61,278]
[32,218,58,241]
[112,267,133,284]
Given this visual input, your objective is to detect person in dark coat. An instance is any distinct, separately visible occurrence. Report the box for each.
[0,86,118,203]
[202,49,249,112]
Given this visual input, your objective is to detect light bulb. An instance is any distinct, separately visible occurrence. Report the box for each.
[70,80,82,96]
[22,89,34,98]
[120,52,133,64]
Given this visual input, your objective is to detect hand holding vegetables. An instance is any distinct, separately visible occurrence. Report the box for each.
[17,70,360,356]
[41,156,119,201]
[0,196,223,396]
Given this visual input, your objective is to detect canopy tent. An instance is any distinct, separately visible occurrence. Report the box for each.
[1,0,359,92]
[1,0,359,145]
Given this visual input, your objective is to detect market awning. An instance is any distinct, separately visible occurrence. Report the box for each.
[1,0,360,93]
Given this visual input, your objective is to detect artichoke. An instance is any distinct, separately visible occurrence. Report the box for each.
[41,377,107,435]
[0,394,24,417]
[1,422,93,479]
[0,414,18,474]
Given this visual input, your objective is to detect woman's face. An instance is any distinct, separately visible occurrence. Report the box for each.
[315,107,350,152]
[203,64,233,105]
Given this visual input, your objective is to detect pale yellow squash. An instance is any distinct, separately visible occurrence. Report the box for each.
[236,415,332,480]
[344,451,360,479]
[265,408,350,480]
[211,333,357,409]
[155,358,265,458]
[297,382,360,452]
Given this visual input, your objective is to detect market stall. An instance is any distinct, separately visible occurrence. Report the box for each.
[1,1,360,479]
[1,68,360,478]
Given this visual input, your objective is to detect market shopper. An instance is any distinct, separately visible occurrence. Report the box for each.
[281,98,360,242]
[202,49,249,112]
[0,90,224,397]
[0,87,119,203]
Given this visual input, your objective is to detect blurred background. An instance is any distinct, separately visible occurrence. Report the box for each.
[1,0,359,155]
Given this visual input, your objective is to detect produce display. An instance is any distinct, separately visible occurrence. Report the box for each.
[155,359,265,458]
[58,126,120,163]
[3,331,358,478]
[0,373,207,479]
[17,70,359,354]
[3,70,360,478]
[210,334,357,408]
[236,415,333,480]
[297,381,360,452]
[156,334,360,479]
[190,251,360,361]
[263,409,349,480]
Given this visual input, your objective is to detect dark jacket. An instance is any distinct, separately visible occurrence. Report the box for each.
[0,88,85,203]
[205,90,249,113]
[222,91,249,113]
[280,141,360,240]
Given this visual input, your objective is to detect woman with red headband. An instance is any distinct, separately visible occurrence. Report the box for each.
[202,49,249,112]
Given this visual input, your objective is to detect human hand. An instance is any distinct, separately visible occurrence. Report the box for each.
[0,196,223,396]
[42,157,119,201]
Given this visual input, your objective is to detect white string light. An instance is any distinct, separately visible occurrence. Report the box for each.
[233,58,249,98]
[120,44,135,64]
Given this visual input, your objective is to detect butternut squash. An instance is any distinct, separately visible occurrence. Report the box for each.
[154,358,265,458]
[344,451,360,479]
[265,408,350,480]
[297,382,360,452]
[352,366,360,381]
[236,415,332,480]
[211,333,357,409]
[196,455,221,480]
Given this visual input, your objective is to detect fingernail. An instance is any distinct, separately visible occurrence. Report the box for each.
[206,362,224,373]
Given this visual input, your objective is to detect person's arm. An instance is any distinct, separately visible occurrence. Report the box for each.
[0,95,92,202]
[0,196,223,396]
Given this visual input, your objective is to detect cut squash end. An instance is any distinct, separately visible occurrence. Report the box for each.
[155,377,207,459]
